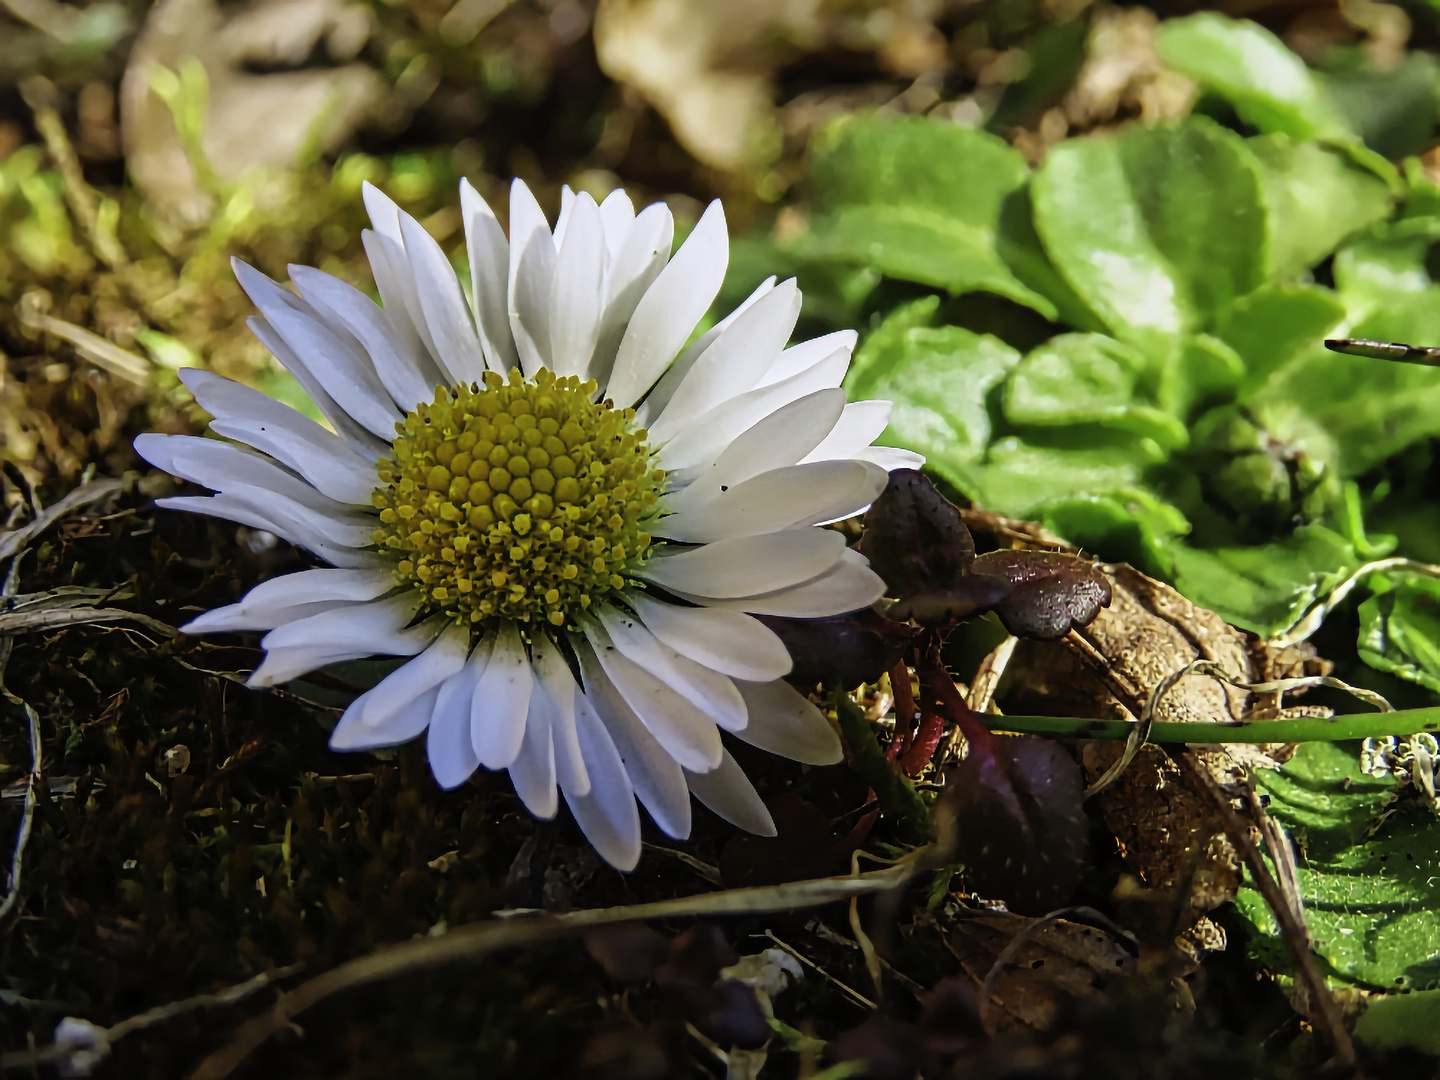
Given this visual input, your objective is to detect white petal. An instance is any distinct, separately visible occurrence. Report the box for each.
[581,619,722,772]
[732,679,842,765]
[553,184,576,249]
[653,346,852,472]
[801,400,891,463]
[758,330,857,389]
[547,192,606,379]
[358,621,469,731]
[531,633,590,798]
[180,369,380,505]
[663,389,846,511]
[289,266,438,411]
[398,213,486,386]
[637,528,847,599]
[626,592,791,682]
[428,664,482,789]
[685,751,775,837]
[461,179,518,373]
[594,606,747,732]
[654,460,889,543]
[250,594,435,685]
[590,202,674,390]
[472,622,533,769]
[566,694,642,870]
[575,639,692,839]
[598,188,636,258]
[137,434,373,547]
[154,494,374,568]
[606,199,728,409]
[636,275,774,428]
[182,567,393,633]
[247,315,389,459]
[509,682,557,819]
[859,446,926,471]
[673,548,885,617]
[331,684,440,751]
[234,261,400,440]
[508,179,556,377]
[362,229,442,371]
[363,181,446,367]
[648,279,800,443]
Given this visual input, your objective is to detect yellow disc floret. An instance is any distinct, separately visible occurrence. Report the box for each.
[371,369,663,630]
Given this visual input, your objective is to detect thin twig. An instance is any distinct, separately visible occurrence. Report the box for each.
[0,703,41,923]
[1270,557,1440,649]
[185,853,935,1079]
[0,965,305,1072]
[763,932,876,1010]
[1172,750,1355,1069]
[0,478,124,563]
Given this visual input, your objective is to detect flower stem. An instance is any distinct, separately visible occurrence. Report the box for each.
[977,708,1440,743]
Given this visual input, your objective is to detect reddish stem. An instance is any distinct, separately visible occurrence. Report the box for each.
[887,659,918,761]
[920,667,996,761]
[897,711,946,777]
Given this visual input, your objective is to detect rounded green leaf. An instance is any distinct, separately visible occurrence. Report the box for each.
[1004,332,1189,448]
[1032,118,1267,351]
[800,114,1056,315]
[1155,12,1356,141]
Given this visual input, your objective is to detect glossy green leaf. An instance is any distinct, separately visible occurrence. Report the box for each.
[1358,574,1440,694]
[1237,741,1440,989]
[1213,285,1346,398]
[1333,217,1440,316]
[1004,332,1189,448]
[1033,118,1266,351]
[961,432,1166,521]
[1041,492,1191,579]
[799,115,1055,315]
[846,308,1022,492]
[1320,51,1439,161]
[1246,135,1394,280]
[1166,524,1354,635]
[1155,13,1355,141]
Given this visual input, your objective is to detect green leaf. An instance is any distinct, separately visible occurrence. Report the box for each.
[846,309,1022,488]
[1359,574,1440,694]
[1155,13,1355,141]
[961,432,1166,521]
[1166,524,1354,635]
[799,115,1055,315]
[1253,289,1440,476]
[1333,217,1440,314]
[1238,741,1440,989]
[1041,492,1191,579]
[996,186,1107,333]
[1355,990,1440,1054]
[1320,51,1439,161]
[1003,332,1189,448]
[1213,285,1346,399]
[1158,334,1245,420]
[1245,135,1394,281]
[1032,118,1267,352]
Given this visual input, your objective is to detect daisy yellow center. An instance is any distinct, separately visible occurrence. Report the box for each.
[371,368,662,629]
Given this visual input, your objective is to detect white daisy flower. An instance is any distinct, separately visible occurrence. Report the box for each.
[135,179,923,870]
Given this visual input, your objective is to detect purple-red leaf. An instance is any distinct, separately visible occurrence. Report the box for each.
[757,608,908,686]
[862,469,974,601]
[886,573,1012,627]
[939,735,1087,915]
[971,549,1111,640]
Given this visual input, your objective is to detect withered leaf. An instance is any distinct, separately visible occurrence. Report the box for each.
[940,736,1087,915]
[756,609,907,686]
[970,549,1112,640]
[861,469,974,601]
